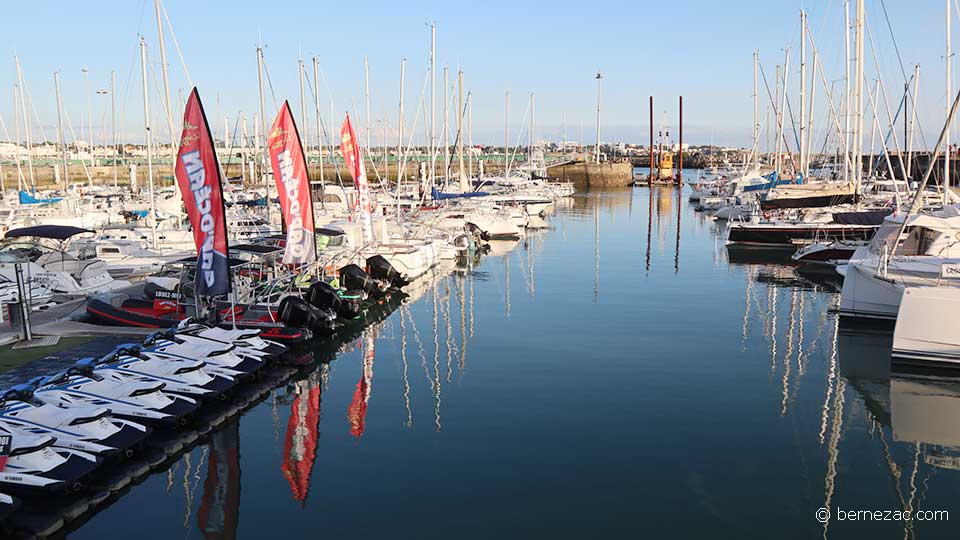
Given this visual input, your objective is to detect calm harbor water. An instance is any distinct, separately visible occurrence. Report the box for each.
[69,187,960,539]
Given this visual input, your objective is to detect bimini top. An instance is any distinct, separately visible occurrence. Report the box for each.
[4,225,94,240]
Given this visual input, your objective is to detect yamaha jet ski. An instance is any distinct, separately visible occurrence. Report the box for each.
[0,384,150,458]
[34,365,199,426]
[138,333,264,379]
[175,318,288,357]
[0,431,99,493]
[0,491,18,520]
[88,346,236,398]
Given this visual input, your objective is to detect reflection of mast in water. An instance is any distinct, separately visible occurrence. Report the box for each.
[593,201,600,303]
[432,286,442,431]
[469,269,474,338]
[769,288,779,373]
[504,252,511,318]
[821,375,846,538]
[741,267,755,349]
[674,187,681,272]
[444,277,454,384]
[183,446,208,528]
[780,291,797,416]
[459,277,467,374]
[400,309,412,427]
[347,333,376,438]
[796,293,805,377]
[645,187,653,273]
[198,420,241,540]
[282,367,323,504]
[819,317,839,444]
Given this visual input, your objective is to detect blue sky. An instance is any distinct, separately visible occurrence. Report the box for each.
[0,0,953,147]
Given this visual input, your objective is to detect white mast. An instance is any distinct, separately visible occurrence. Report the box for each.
[853,0,865,194]
[54,71,70,190]
[313,56,325,202]
[595,72,603,164]
[529,92,535,164]
[443,66,449,184]
[844,0,851,183]
[430,23,436,184]
[14,56,35,191]
[140,36,158,250]
[505,91,510,177]
[364,55,371,150]
[299,56,308,147]
[947,0,953,193]
[398,57,405,184]
[111,70,118,189]
[776,51,790,174]
[457,69,466,191]
[13,84,23,193]
[753,51,759,168]
[154,0,175,150]
[468,92,473,179]
[257,46,270,224]
[82,66,93,170]
[799,10,807,178]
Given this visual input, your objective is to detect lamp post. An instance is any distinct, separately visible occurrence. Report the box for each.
[595,72,603,164]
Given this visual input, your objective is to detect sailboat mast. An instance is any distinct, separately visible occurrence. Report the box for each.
[844,0,851,183]
[313,56,325,204]
[398,57,405,184]
[505,91,510,177]
[299,57,308,153]
[457,68,465,189]
[54,72,70,190]
[530,92,535,164]
[154,0,175,150]
[799,10,807,178]
[140,37,158,250]
[753,51,759,168]
[595,73,602,164]
[853,0,864,194]
[364,56,371,150]
[111,70,118,189]
[257,46,270,224]
[14,56,35,192]
[430,24,436,184]
[443,66,449,182]
[947,0,953,193]
[13,84,23,193]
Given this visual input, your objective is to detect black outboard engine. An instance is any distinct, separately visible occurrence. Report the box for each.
[339,264,389,298]
[277,296,336,336]
[306,281,362,319]
[366,255,409,288]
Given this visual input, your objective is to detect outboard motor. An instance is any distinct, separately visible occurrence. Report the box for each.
[277,296,336,336]
[339,264,388,298]
[366,255,409,288]
[306,281,362,320]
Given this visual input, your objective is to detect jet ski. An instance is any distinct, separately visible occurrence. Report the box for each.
[0,384,150,458]
[0,431,100,493]
[87,346,236,398]
[175,319,288,357]
[33,366,199,426]
[137,333,264,379]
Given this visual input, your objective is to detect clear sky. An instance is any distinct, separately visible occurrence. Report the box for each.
[0,0,953,148]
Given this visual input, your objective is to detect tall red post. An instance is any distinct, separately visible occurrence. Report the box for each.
[648,96,654,185]
[678,96,683,186]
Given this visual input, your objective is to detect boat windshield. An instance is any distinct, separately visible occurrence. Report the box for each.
[869,223,941,257]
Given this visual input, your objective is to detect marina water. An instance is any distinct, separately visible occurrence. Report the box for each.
[69,187,958,539]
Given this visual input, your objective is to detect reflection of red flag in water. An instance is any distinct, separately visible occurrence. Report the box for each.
[347,335,375,438]
[198,420,241,540]
[282,371,321,504]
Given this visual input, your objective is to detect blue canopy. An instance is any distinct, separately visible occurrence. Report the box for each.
[19,190,63,205]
